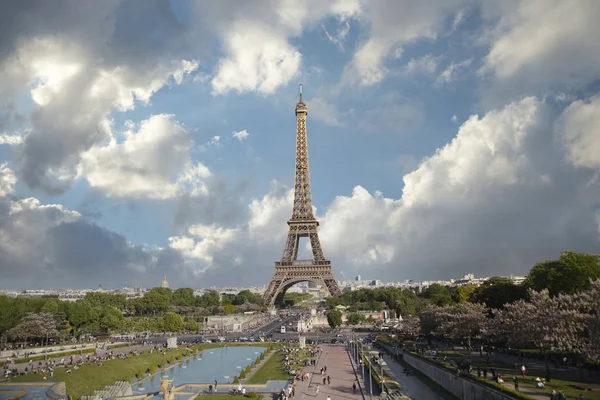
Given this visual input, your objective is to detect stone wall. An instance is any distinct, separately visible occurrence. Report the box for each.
[402,352,519,400]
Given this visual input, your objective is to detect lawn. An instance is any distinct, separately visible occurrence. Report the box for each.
[13,343,132,364]
[9,347,195,399]
[246,346,307,384]
[408,349,600,400]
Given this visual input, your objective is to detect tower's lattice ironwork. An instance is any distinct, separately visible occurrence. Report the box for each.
[263,85,342,307]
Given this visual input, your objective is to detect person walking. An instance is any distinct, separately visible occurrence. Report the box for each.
[352,382,357,394]
[327,375,331,385]
[316,384,320,395]
[513,376,519,392]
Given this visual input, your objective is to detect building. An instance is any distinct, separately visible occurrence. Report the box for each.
[160,274,169,289]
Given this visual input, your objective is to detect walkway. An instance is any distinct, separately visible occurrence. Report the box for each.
[295,344,364,400]
[373,348,454,400]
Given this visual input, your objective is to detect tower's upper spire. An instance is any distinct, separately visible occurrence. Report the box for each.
[295,84,307,115]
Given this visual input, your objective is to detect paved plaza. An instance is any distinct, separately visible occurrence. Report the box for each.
[296,344,364,400]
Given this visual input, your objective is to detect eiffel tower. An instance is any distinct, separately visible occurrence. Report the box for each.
[263,85,342,307]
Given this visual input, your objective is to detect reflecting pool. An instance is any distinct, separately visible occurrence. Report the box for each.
[0,384,53,400]
[133,346,268,393]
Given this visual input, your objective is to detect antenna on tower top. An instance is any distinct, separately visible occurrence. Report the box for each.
[299,84,303,102]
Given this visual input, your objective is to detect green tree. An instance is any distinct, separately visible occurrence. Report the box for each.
[473,277,526,309]
[66,300,96,337]
[454,284,477,304]
[85,292,126,310]
[198,291,220,307]
[172,288,195,307]
[99,307,125,333]
[346,313,366,326]
[423,283,453,306]
[525,251,600,296]
[185,320,199,333]
[223,304,236,315]
[326,310,343,329]
[143,288,172,315]
[40,299,60,314]
[162,312,185,332]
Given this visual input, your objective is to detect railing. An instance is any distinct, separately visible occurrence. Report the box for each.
[275,260,331,267]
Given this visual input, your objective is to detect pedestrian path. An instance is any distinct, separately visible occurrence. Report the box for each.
[376,350,452,400]
[295,344,364,400]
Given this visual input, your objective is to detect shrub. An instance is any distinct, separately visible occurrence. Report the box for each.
[169,356,175,364]
[136,370,145,379]
[240,371,246,379]
[246,392,258,398]
[245,365,251,374]
[233,376,240,384]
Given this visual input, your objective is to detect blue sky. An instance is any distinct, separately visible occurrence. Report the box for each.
[1,0,600,289]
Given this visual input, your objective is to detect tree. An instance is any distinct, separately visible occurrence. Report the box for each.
[473,277,527,309]
[487,289,558,352]
[172,288,196,307]
[8,313,58,345]
[223,304,236,315]
[423,284,453,306]
[525,251,600,296]
[162,312,185,332]
[66,300,96,337]
[326,310,343,329]
[85,292,126,310]
[143,288,172,315]
[438,302,488,346]
[198,291,220,307]
[346,313,365,326]
[397,316,420,337]
[40,300,60,314]
[454,285,477,304]
[99,307,124,333]
[419,303,487,346]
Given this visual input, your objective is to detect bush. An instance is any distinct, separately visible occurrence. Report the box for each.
[245,365,251,374]
[136,370,145,379]
[246,392,258,398]
[239,371,246,379]
[233,376,240,384]
[169,356,175,364]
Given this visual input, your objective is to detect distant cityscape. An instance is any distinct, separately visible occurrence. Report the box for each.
[0,272,526,301]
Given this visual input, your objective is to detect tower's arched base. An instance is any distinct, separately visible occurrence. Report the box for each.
[263,262,341,307]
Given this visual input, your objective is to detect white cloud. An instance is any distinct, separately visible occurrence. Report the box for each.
[197,0,361,95]
[81,114,210,199]
[0,2,201,194]
[342,0,468,86]
[0,134,24,146]
[437,58,473,85]
[232,130,250,142]
[211,22,302,95]
[0,164,17,197]
[558,95,600,171]
[401,55,439,75]
[324,20,352,51]
[481,0,600,94]
[308,97,342,126]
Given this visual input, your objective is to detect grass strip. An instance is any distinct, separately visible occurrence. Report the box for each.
[13,343,131,364]
[9,347,194,399]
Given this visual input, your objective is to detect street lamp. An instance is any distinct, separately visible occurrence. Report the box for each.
[369,358,373,400]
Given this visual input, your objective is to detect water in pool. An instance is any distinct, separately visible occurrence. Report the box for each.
[134,346,267,393]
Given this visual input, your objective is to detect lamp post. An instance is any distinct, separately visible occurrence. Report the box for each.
[369,358,373,400]
[360,342,365,384]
